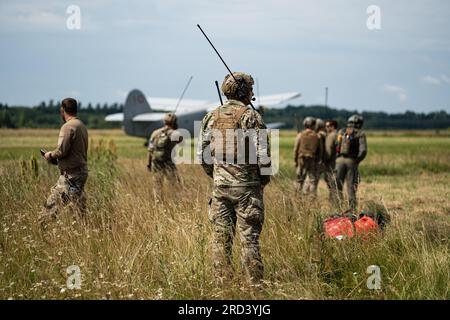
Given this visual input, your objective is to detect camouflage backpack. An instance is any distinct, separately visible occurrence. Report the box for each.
[153,127,173,162]
[211,106,249,162]
[299,130,319,158]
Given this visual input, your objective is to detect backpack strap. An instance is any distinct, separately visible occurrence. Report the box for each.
[233,106,249,128]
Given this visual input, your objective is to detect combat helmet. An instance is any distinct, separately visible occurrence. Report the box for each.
[303,117,316,129]
[221,72,254,102]
[348,114,364,129]
[315,118,325,132]
[164,113,178,128]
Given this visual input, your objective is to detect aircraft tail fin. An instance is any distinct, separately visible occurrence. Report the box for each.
[124,89,151,119]
[124,89,152,136]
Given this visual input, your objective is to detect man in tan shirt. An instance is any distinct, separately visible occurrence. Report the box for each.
[294,117,322,196]
[41,98,88,222]
[324,119,338,205]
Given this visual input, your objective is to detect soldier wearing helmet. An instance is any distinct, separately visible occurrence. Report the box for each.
[198,72,271,285]
[305,118,327,194]
[147,112,183,190]
[335,114,368,211]
[293,116,323,195]
[323,119,339,204]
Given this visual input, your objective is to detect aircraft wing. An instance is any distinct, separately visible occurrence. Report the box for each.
[206,92,301,112]
[105,113,124,122]
[266,122,286,129]
[132,112,171,122]
[147,97,210,113]
[256,92,301,108]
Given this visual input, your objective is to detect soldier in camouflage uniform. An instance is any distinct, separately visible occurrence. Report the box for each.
[41,98,88,223]
[324,120,339,204]
[335,115,367,211]
[147,113,183,190]
[198,72,271,284]
[305,118,327,194]
[293,117,323,196]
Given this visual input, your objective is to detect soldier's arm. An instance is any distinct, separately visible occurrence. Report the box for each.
[293,133,301,165]
[147,132,156,169]
[357,132,368,163]
[50,124,73,159]
[242,109,271,186]
[197,113,214,178]
[171,130,184,145]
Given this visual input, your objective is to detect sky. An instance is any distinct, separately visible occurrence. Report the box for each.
[0,0,449,113]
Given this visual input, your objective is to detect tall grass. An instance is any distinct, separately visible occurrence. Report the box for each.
[0,130,449,299]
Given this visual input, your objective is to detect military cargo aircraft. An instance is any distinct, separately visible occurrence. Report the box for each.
[105,89,301,138]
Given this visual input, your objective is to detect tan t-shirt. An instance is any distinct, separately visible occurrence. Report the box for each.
[51,117,88,172]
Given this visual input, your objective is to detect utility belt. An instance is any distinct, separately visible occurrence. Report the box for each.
[337,154,357,160]
[60,165,88,176]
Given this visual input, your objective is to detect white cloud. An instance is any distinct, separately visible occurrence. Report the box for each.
[421,75,441,85]
[0,3,65,32]
[441,75,450,84]
[382,84,407,102]
[421,75,450,86]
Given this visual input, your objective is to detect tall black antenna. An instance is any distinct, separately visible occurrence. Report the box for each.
[174,75,193,114]
[215,81,223,105]
[197,24,255,110]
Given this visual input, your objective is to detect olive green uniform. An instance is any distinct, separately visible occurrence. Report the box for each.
[198,99,270,283]
[43,117,88,219]
[324,130,338,204]
[293,129,323,195]
[307,130,327,194]
[335,127,367,211]
[148,125,182,189]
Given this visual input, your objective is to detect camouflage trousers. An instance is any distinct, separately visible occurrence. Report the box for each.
[322,163,339,205]
[296,157,318,195]
[151,160,181,192]
[335,157,360,211]
[208,185,265,284]
[42,169,88,220]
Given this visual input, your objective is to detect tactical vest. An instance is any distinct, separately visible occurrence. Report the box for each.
[153,127,173,162]
[338,127,359,158]
[211,106,249,162]
[318,131,326,162]
[299,130,319,158]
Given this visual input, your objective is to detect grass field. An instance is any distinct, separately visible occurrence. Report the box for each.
[0,128,449,299]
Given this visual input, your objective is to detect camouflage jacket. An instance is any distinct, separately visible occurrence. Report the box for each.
[324,130,338,167]
[197,99,271,187]
[148,126,182,164]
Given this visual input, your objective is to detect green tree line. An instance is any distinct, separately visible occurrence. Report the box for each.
[1,101,449,130]
[264,105,450,130]
[0,100,123,129]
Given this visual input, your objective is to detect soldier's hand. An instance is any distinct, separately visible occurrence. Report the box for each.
[44,152,52,161]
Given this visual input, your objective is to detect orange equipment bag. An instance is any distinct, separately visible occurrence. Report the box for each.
[323,216,354,240]
[354,216,378,235]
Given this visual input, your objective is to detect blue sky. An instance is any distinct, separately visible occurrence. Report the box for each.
[1,0,449,112]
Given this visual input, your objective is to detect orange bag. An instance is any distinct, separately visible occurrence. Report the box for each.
[323,217,354,240]
[354,216,378,235]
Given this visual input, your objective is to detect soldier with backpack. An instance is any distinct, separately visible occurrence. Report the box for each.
[294,117,323,196]
[198,72,271,285]
[306,118,327,194]
[147,113,183,189]
[335,115,367,211]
